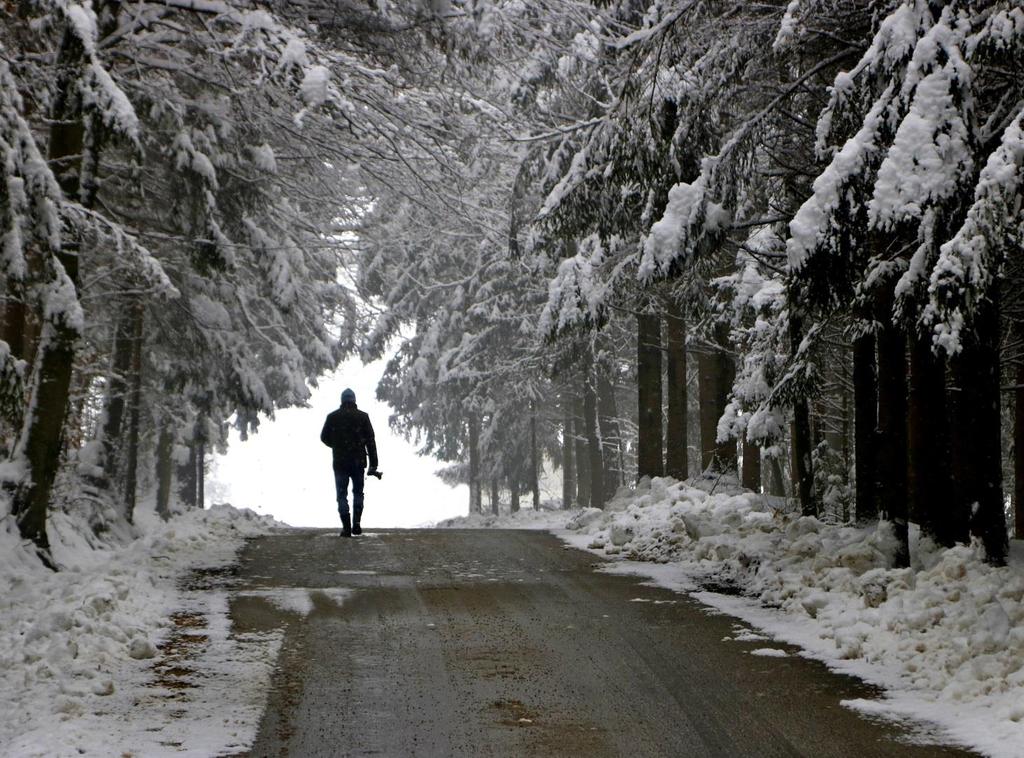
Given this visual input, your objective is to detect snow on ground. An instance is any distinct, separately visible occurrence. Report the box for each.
[1,502,284,757]
[449,477,1024,758]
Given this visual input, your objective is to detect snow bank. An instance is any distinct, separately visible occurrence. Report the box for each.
[437,503,570,530]
[1,504,283,757]
[450,477,1024,757]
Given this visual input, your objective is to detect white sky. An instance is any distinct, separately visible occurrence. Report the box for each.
[211,355,468,528]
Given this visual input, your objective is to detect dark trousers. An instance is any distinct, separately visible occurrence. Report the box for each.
[334,462,365,521]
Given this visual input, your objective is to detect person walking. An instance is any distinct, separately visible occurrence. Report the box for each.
[320,388,379,537]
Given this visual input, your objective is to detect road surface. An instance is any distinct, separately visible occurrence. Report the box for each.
[229,529,972,757]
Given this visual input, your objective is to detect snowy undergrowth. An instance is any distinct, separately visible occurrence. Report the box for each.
[1,503,283,757]
[453,477,1024,757]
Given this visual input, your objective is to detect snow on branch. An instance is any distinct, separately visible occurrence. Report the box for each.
[925,109,1024,355]
[610,2,695,50]
[172,130,219,189]
[748,318,823,440]
[0,340,27,429]
[40,259,85,335]
[773,0,802,51]
[157,0,234,13]
[55,1,141,144]
[813,1,932,159]
[66,205,179,299]
[0,62,64,280]
[82,62,140,144]
[243,218,301,309]
[538,238,612,337]
[868,11,973,232]
[715,240,788,446]
[536,141,594,222]
[787,84,895,273]
[965,4,1024,57]
[639,169,729,283]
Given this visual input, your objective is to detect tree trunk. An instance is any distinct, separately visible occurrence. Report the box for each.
[853,332,877,522]
[791,409,814,514]
[714,328,737,470]
[876,321,910,567]
[490,478,500,516]
[840,366,851,475]
[583,355,604,509]
[121,301,144,522]
[596,352,622,497]
[66,361,92,453]
[155,423,174,521]
[178,440,198,508]
[573,393,590,508]
[509,471,520,513]
[698,347,717,472]
[1016,323,1024,540]
[742,435,761,492]
[10,319,76,563]
[637,311,664,479]
[768,454,787,497]
[9,24,88,560]
[665,306,688,480]
[468,413,481,514]
[562,399,575,509]
[530,404,540,510]
[96,310,136,488]
[956,297,1008,564]
[196,438,205,508]
[698,324,736,473]
[0,286,27,361]
[821,395,845,458]
[788,314,815,515]
[908,333,951,545]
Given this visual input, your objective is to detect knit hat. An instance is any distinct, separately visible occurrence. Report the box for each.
[341,388,356,404]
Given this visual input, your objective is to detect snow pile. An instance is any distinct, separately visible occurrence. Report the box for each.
[437,503,571,530]
[0,504,283,757]
[556,477,1024,756]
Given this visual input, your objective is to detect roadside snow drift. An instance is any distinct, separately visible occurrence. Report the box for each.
[437,504,570,530]
[447,477,1024,757]
[1,504,282,757]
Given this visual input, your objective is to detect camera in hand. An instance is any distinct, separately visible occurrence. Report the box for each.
[368,469,383,480]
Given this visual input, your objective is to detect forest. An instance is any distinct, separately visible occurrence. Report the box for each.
[1,0,1022,570]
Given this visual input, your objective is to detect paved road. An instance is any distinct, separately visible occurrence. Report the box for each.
[230,529,971,757]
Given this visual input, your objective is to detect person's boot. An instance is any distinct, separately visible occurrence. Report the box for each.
[340,512,352,538]
[352,506,363,536]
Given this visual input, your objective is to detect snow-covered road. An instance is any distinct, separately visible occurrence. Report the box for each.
[234,528,972,757]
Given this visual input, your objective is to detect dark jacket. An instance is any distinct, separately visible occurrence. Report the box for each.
[320,403,378,471]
